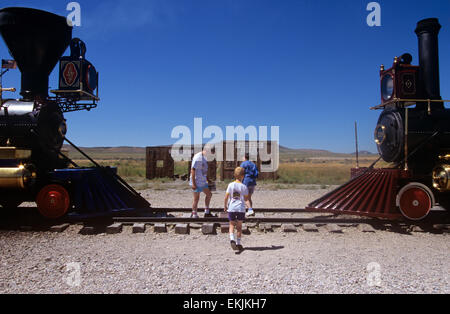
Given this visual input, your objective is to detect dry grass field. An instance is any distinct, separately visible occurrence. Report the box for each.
[65,145,387,190]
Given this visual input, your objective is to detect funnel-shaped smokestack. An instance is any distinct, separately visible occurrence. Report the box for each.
[415,18,441,102]
[0,7,72,99]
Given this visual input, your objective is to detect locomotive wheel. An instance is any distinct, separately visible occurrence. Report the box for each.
[36,184,70,219]
[397,183,434,220]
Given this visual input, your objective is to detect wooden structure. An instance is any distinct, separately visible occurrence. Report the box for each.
[219,141,278,181]
[145,146,174,179]
[146,141,278,181]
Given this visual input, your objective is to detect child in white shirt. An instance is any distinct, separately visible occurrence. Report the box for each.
[224,167,251,251]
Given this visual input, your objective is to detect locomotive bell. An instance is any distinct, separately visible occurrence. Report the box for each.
[432,164,450,191]
[433,155,450,191]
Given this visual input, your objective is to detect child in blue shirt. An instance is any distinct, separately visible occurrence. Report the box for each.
[240,153,258,217]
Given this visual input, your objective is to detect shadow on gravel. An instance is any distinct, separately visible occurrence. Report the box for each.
[374,222,446,235]
[235,245,284,255]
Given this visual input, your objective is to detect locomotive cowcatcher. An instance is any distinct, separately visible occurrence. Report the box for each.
[0,7,150,218]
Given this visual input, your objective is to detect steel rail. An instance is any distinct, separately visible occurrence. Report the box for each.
[113,217,384,225]
[113,207,448,221]
[128,207,320,213]
[1,207,446,227]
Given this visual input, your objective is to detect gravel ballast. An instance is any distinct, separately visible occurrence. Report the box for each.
[0,187,448,294]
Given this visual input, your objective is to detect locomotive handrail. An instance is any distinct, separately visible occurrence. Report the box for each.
[371,98,450,110]
[51,89,100,101]
[57,149,79,168]
[393,130,440,170]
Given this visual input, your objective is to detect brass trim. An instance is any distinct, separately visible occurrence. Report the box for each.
[0,87,15,92]
[432,164,450,191]
[0,166,32,189]
[404,108,409,171]
[374,124,386,145]
[0,147,32,159]
[371,99,450,110]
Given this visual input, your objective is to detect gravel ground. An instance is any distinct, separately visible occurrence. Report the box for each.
[140,185,336,209]
[0,187,448,294]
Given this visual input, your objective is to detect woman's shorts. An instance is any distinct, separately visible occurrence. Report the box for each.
[193,184,209,193]
[228,212,245,221]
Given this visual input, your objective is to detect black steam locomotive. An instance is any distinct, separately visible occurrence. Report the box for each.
[308,18,449,221]
[0,7,149,218]
[375,19,448,171]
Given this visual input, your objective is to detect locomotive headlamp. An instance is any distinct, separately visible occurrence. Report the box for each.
[379,53,420,105]
[55,38,99,100]
[381,74,394,101]
[432,165,450,191]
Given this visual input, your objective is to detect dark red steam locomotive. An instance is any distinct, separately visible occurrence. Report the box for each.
[308,18,449,221]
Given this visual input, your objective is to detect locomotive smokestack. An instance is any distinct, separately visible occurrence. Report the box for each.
[0,7,72,100]
[415,18,442,103]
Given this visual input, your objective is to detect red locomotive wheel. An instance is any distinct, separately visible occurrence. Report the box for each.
[36,184,70,219]
[397,183,433,220]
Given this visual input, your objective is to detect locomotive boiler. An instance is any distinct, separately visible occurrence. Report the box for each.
[307,18,449,221]
[0,7,150,218]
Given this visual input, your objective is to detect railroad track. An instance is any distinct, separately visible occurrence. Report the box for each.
[113,216,371,224]
[126,208,327,213]
[0,207,448,235]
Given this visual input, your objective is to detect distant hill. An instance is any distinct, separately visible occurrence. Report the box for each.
[62,144,377,161]
[351,150,377,155]
[280,146,345,157]
[62,145,146,160]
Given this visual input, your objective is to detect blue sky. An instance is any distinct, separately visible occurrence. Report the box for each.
[0,0,449,153]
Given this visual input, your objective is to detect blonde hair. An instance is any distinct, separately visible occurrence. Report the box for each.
[234,167,245,179]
